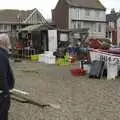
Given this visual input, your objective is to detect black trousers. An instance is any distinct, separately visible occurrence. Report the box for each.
[0,93,10,120]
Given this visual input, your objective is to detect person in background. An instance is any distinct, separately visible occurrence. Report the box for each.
[0,34,15,120]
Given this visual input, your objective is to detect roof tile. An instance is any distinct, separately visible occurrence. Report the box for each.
[0,9,34,23]
[66,0,105,10]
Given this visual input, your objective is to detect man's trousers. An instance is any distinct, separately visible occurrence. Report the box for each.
[0,93,10,120]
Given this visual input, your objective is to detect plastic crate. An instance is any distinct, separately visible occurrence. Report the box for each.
[31,55,39,61]
[71,68,87,76]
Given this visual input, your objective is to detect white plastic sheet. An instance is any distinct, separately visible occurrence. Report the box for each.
[48,30,57,52]
[107,61,118,80]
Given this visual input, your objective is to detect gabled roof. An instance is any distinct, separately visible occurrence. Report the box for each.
[0,9,35,24]
[106,13,120,22]
[66,0,106,10]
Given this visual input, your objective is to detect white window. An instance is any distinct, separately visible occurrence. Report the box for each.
[98,23,101,32]
[96,11,100,17]
[85,10,90,16]
[73,21,79,29]
[73,8,80,20]
[37,13,40,21]
[4,25,8,30]
[90,23,96,32]
[78,22,81,28]
[72,22,76,29]
[0,25,3,30]
[77,9,80,19]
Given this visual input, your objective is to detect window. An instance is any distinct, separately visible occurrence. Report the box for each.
[72,21,77,29]
[78,22,81,28]
[83,22,90,29]
[4,25,8,30]
[98,23,101,32]
[76,8,80,19]
[73,8,80,20]
[73,22,76,29]
[96,11,100,17]
[0,25,3,30]
[85,10,90,16]
[37,13,40,21]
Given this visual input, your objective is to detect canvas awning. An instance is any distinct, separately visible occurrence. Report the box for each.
[19,24,42,31]
[19,24,54,32]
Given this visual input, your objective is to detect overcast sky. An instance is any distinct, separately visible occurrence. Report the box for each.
[0,0,119,19]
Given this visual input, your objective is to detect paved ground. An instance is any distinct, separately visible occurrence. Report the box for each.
[9,61,120,120]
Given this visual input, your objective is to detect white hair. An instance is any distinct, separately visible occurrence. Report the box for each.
[0,33,11,49]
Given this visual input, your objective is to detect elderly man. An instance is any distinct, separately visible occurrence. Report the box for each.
[0,34,15,120]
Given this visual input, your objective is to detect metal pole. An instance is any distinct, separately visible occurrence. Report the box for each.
[80,34,85,69]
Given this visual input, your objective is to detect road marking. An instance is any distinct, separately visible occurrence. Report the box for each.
[10,89,29,95]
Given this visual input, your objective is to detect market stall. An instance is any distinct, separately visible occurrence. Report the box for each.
[89,48,120,79]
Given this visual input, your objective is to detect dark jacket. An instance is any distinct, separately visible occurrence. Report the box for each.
[0,48,14,93]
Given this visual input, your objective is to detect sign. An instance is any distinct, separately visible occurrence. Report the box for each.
[73,33,80,39]
[60,33,68,41]
[89,49,120,64]
[48,30,57,52]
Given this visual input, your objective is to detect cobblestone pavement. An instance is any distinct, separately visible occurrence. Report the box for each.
[9,61,120,120]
